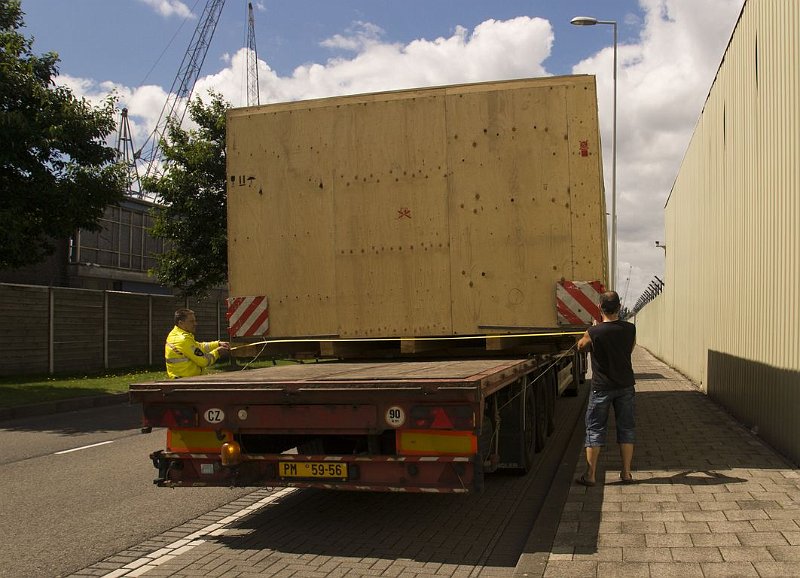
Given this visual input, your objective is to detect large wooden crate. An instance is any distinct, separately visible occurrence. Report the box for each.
[226,75,607,339]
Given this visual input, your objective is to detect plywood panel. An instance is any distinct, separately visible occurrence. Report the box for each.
[565,79,607,282]
[227,107,338,337]
[447,80,579,332]
[330,93,451,337]
[227,76,607,340]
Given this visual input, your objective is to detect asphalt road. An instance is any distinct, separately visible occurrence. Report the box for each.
[0,404,254,578]
[1,385,587,578]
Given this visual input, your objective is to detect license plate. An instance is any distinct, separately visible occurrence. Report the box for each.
[278,461,348,480]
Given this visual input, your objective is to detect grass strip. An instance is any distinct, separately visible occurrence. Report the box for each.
[0,359,309,408]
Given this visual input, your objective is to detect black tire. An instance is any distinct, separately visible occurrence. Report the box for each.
[578,352,588,384]
[534,381,547,452]
[521,382,536,472]
[564,358,580,397]
[545,369,556,436]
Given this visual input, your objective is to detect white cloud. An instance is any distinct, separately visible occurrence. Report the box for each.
[192,17,553,105]
[320,21,386,52]
[137,0,194,19]
[62,17,553,138]
[53,74,175,172]
[58,5,747,307]
[572,0,744,306]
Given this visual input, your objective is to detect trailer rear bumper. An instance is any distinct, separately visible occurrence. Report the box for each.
[151,450,483,493]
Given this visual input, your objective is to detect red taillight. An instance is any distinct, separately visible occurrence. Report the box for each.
[409,405,474,429]
[144,405,197,428]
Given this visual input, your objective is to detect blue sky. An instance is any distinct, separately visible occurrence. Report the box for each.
[18,0,746,306]
[21,1,645,88]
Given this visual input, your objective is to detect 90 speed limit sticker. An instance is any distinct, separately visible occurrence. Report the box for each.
[385,406,405,428]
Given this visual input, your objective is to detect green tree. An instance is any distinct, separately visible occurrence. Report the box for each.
[0,0,126,270]
[146,94,229,298]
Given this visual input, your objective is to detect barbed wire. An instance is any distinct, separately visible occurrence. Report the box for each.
[630,275,664,316]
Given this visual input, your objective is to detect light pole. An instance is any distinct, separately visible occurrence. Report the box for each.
[571,16,617,291]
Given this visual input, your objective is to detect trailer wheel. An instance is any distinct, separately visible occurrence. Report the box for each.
[521,385,536,472]
[534,382,547,452]
[545,369,556,436]
[563,355,580,397]
[563,351,583,397]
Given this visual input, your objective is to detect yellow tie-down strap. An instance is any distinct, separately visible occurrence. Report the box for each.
[229,331,585,352]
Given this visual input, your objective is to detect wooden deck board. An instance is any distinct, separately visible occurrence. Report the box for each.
[134,358,531,388]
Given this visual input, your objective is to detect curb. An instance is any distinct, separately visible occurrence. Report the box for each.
[0,392,131,422]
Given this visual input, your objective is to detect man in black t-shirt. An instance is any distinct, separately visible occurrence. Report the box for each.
[576,291,637,486]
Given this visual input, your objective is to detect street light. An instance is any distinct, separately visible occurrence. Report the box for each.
[571,16,617,291]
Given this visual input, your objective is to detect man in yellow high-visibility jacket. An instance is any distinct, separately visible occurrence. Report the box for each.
[165,308,230,378]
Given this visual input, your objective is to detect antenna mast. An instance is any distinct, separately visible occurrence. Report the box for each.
[138,0,227,182]
[246,2,260,106]
[116,108,142,197]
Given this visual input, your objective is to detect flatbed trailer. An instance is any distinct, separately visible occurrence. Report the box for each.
[131,351,582,493]
[133,75,606,494]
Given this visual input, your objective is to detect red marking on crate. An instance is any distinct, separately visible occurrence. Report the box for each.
[556,281,605,325]
[580,140,589,157]
[227,296,269,337]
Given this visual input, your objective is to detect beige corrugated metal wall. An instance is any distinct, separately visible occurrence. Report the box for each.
[635,0,800,465]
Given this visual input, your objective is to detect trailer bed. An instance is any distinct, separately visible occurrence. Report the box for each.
[130,355,577,492]
[131,358,536,396]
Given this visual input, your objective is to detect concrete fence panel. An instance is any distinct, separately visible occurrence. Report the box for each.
[0,284,50,375]
[0,283,226,377]
[53,288,104,374]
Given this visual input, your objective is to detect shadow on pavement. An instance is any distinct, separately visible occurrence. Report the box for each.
[630,470,748,485]
[0,401,141,434]
[529,386,797,567]
[191,391,589,571]
[211,475,530,567]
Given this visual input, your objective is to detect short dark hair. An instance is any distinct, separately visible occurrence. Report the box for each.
[599,291,621,314]
[175,308,194,325]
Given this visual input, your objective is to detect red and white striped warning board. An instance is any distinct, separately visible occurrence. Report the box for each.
[556,281,605,325]
[226,296,270,337]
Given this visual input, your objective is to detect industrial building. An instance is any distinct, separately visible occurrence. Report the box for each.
[636,0,799,465]
[0,196,170,294]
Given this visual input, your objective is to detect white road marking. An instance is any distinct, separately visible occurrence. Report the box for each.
[55,440,115,455]
[102,487,296,577]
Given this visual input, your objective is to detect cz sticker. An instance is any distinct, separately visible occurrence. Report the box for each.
[385,406,405,428]
[204,408,225,424]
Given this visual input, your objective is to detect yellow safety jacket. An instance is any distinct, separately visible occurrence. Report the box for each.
[164,326,223,379]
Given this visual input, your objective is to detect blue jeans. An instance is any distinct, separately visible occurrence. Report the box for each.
[585,386,636,447]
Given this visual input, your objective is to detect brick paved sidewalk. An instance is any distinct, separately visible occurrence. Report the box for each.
[544,347,800,577]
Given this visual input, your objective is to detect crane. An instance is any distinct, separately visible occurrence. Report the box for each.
[137,0,227,183]
[246,2,260,106]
